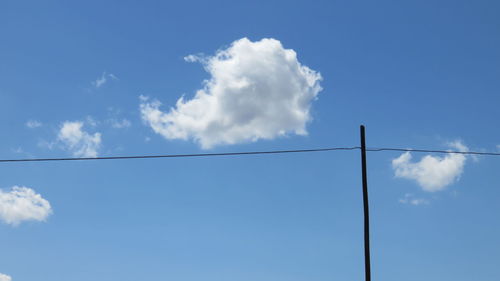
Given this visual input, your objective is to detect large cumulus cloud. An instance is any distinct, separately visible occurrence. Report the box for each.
[140,37,322,149]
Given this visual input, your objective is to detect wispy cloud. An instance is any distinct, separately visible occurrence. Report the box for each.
[109,118,131,129]
[392,141,468,192]
[85,116,99,127]
[183,53,206,63]
[398,193,430,206]
[58,121,101,157]
[141,37,322,149]
[11,147,34,159]
[26,119,42,128]
[0,186,52,226]
[92,72,118,88]
[105,107,131,129]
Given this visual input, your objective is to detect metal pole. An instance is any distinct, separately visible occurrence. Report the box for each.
[360,125,371,281]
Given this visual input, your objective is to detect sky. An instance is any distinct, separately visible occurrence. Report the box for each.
[1,0,500,280]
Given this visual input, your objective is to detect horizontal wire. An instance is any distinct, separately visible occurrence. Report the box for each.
[1,146,499,163]
[367,147,500,156]
[0,147,360,163]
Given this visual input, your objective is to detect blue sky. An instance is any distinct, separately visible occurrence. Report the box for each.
[1,0,500,280]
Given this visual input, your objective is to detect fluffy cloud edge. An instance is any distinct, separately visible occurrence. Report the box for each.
[0,273,12,281]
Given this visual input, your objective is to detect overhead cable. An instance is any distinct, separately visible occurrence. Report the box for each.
[1,146,499,163]
[367,147,500,156]
[0,147,359,163]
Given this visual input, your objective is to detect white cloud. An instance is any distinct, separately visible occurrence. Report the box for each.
[184,54,203,63]
[92,72,118,88]
[141,37,322,149]
[392,141,468,192]
[58,121,101,157]
[0,186,52,226]
[109,118,131,129]
[26,119,42,128]
[0,273,11,281]
[398,193,430,206]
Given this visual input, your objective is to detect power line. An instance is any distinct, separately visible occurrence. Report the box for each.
[367,147,500,156]
[1,146,499,163]
[0,147,359,163]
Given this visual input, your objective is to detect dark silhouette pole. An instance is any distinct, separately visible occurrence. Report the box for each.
[360,125,371,281]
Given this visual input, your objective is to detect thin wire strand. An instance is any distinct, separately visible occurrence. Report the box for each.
[1,146,499,163]
[367,147,500,156]
[0,147,360,163]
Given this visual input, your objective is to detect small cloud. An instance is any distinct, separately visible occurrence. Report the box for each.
[0,273,11,281]
[26,119,42,128]
[183,54,198,62]
[0,186,52,226]
[92,73,107,88]
[109,118,131,129]
[398,193,430,206]
[183,54,206,63]
[392,141,468,192]
[58,121,101,157]
[92,72,118,88]
[141,37,322,149]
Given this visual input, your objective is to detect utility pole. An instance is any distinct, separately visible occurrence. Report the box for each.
[360,125,372,281]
